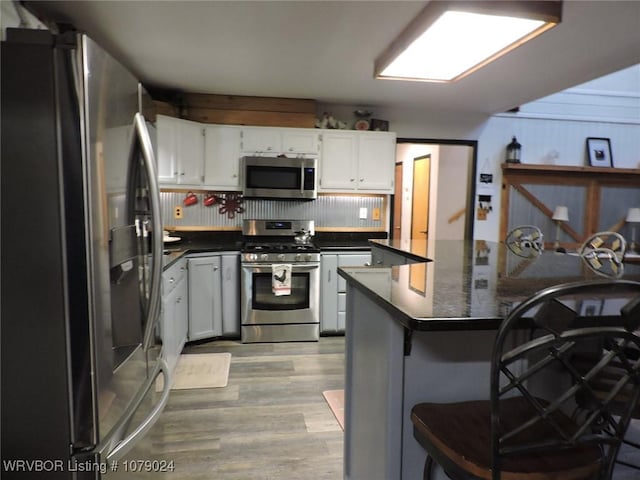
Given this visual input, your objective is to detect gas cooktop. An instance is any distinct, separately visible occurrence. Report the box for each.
[243,242,319,254]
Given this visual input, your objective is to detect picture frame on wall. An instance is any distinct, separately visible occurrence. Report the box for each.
[586,137,613,167]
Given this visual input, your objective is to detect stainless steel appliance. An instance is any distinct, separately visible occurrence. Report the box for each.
[242,156,317,200]
[241,220,320,342]
[1,28,168,477]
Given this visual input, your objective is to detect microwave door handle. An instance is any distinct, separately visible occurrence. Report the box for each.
[132,112,163,351]
[301,164,305,196]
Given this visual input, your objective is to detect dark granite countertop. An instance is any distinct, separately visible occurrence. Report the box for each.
[315,231,387,251]
[369,238,430,263]
[161,231,244,269]
[160,230,388,269]
[338,240,640,332]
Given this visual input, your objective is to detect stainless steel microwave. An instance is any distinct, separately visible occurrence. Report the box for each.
[242,156,317,200]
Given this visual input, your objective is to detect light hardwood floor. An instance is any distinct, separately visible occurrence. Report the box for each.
[141,336,640,480]
[149,337,345,480]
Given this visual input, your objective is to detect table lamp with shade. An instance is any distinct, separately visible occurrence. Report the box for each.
[552,206,569,251]
[626,207,640,252]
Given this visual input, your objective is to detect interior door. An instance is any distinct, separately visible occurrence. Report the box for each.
[410,154,430,293]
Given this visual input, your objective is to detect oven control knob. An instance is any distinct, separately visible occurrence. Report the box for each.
[278,253,285,261]
[306,254,312,261]
[295,253,302,261]
[246,253,257,262]
[261,254,269,261]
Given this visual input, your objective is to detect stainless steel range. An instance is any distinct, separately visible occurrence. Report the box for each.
[241,219,320,343]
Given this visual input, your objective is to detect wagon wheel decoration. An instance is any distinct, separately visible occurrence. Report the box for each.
[218,193,245,219]
[505,225,544,258]
[578,231,626,278]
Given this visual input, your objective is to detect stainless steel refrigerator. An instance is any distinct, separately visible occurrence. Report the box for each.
[1,28,169,478]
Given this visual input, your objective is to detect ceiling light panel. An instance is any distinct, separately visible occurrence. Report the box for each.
[375,1,562,83]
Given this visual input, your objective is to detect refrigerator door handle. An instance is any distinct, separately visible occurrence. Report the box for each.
[133,112,163,351]
[99,355,172,461]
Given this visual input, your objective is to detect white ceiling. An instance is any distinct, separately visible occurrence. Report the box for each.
[27,1,640,115]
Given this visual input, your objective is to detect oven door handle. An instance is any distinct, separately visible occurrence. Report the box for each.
[242,263,320,271]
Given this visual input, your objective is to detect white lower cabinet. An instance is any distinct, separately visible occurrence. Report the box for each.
[187,253,240,341]
[161,257,188,373]
[320,251,371,334]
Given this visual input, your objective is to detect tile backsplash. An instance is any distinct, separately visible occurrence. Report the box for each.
[161,191,386,230]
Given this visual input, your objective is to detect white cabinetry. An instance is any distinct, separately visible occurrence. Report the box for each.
[161,257,188,373]
[204,125,242,190]
[187,253,240,341]
[357,132,396,191]
[319,130,396,193]
[320,251,371,334]
[157,115,204,185]
[188,256,222,340]
[319,131,358,190]
[241,126,319,155]
[281,129,319,154]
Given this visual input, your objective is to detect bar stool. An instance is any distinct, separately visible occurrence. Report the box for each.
[411,279,640,480]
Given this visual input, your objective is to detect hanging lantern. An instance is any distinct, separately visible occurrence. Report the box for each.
[506,136,521,164]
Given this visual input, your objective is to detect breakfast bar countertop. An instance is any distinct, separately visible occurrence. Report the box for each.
[368,238,430,263]
[338,240,640,332]
[341,240,640,480]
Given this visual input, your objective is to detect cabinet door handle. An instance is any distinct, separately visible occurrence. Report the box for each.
[169,277,175,284]
[328,270,331,282]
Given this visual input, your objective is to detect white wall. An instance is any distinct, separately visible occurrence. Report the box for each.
[434,145,472,240]
[319,64,640,242]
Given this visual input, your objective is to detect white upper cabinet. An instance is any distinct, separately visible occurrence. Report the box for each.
[156,116,394,193]
[319,131,358,190]
[241,126,319,155]
[204,125,242,190]
[319,130,396,193]
[241,127,281,153]
[357,132,396,191]
[281,129,319,154]
[156,115,204,185]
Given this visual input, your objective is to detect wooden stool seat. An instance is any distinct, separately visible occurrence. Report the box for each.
[411,397,601,480]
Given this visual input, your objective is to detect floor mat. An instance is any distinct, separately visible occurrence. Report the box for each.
[157,352,231,391]
[323,389,345,431]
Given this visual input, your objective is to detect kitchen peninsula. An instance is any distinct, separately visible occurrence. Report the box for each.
[338,240,640,480]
